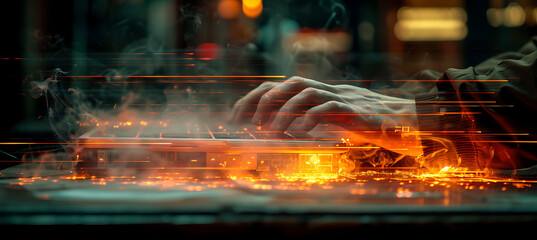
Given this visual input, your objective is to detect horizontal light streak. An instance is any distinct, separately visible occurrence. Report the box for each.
[57,76,507,82]
[0,160,151,163]
[129,75,287,78]
[123,103,229,106]
[417,101,497,104]
[249,112,481,115]
[418,131,529,136]
[470,141,537,143]
[323,79,509,82]
[0,142,173,145]
[60,75,286,78]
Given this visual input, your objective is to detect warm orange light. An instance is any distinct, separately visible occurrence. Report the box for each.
[394,7,468,41]
[242,0,262,18]
[242,0,261,9]
[218,0,241,19]
[127,75,286,78]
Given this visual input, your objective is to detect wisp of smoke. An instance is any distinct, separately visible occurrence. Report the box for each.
[30,68,99,144]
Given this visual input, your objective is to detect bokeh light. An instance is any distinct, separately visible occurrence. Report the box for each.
[242,0,262,18]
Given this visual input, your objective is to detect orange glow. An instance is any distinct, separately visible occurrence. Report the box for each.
[218,0,241,19]
[127,75,286,78]
[0,142,173,145]
[8,169,537,196]
[242,0,261,9]
[59,75,286,78]
[242,0,262,18]
[394,7,468,41]
[283,31,353,53]
[21,109,534,197]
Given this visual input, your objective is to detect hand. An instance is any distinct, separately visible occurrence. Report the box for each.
[228,76,422,156]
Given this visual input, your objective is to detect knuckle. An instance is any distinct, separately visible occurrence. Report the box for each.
[302,87,319,95]
[259,81,275,87]
[325,100,343,110]
[295,87,323,102]
[256,82,278,92]
[336,84,355,91]
[284,76,305,84]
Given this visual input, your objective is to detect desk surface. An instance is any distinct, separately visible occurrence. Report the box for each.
[2,162,537,235]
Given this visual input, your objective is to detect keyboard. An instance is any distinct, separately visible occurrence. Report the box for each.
[86,121,315,140]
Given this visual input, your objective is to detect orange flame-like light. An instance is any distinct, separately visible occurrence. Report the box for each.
[242,0,262,18]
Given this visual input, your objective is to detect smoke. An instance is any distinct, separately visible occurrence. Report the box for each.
[24,32,246,177]
[29,68,97,144]
[414,136,461,172]
[345,143,413,169]
[36,66,218,133]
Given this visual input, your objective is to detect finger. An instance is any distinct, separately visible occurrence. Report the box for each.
[269,87,346,132]
[292,101,362,133]
[227,81,278,124]
[252,76,334,126]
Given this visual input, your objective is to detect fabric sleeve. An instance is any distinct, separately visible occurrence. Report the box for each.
[415,39,537,170]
